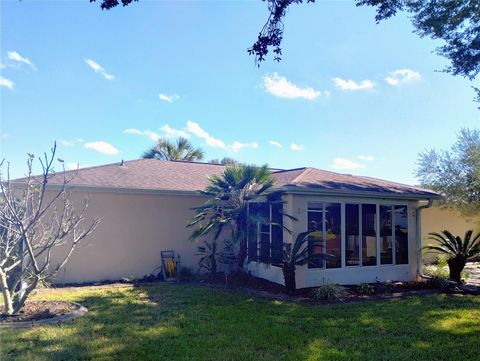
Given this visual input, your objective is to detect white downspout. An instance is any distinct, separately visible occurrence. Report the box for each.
[416,199,434,279]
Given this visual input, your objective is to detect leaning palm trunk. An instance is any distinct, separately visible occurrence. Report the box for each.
[280,231,329,296]
[447,257,466,283]
[282,264,296,295]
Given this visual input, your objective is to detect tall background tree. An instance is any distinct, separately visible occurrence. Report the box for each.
[208,157,238,165]
[416,128,480,216]
[142,137,204,161]
[0,144,100,315]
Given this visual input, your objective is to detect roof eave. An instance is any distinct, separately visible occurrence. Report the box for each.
[279,185,443,201]
[30,183,207,197]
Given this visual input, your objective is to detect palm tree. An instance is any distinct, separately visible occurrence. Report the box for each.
[423,230,480,282]
[142,137,204,161]
[188,163,285,269]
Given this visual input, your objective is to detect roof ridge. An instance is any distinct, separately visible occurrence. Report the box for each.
[271,167,307,174]
[290,167,313,184]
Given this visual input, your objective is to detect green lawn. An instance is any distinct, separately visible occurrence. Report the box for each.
[1,283,479,361]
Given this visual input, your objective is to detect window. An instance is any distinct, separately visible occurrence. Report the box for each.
[247,203,260,260]
[305,201,408,269]
[325,203,341,268]
[308,203,324,268]
[247,202,284,265]
[307,202,341,268]
[394,205,409,264]
[345,204,360,266]
[362,204,377,266]
[380,205,393,264]
[271,203,284,265]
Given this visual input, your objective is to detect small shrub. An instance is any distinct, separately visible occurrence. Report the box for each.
[312,283,347,301]
[426,275,456,292]
[179,266,195,282]
[374,280,394,294]
[424,264,449,279]
[358,283,375,295]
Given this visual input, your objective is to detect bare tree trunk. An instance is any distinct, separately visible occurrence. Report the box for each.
[0,268,14,315]
[0,144,100,316]
[13,277,38,314]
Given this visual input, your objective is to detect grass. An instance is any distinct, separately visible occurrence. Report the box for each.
[1,283,479,361]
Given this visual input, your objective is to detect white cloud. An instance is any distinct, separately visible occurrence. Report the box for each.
[263,73,321,100]
[84,141,119,155]
[123,125,189,141]
[143,130,161,141]
[159,93,179,103]
[0,76,14,89]
[358,155,374,161]
[123,128,143,135]
[385,68,421,86]
[331,158,365,170]
[159,124,190,138]
[84,58,114,80]
[185,120,227,149]
[59,138,84,146]
[7,51,35,69]
[185,120,258,152]
[269,140,282,148]
[290,143,304,151]
[66,162,79,170]
[229,141,259,152]
[332,77,374,91]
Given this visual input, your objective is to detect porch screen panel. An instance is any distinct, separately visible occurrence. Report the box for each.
[308,203,324,268]
[271,203,284,266]
[325,203,341,268]
[247,203,259,259]
[394,205,409,264]
[345,204,360,266]
[362,204,377,266]
[258,203,271,263]
[380,205,393,264]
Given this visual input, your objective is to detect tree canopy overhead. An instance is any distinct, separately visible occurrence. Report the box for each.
[91,1,479,93]
[416,128,480,216]
[249,0,479,80]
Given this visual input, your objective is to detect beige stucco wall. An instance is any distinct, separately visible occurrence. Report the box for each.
[51,190,207,283]
[50,188,430,286]
[421,206,480,263]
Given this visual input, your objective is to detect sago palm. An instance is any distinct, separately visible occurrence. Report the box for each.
[281,231,330,295]
[423,230,480,282]
[142,137,204,161]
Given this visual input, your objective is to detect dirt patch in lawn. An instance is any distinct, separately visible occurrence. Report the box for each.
[0,301,80,324]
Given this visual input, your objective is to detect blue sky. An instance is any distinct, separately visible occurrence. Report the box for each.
[1,0,478,184]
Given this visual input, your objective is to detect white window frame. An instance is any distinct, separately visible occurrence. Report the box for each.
[306,199,409,271]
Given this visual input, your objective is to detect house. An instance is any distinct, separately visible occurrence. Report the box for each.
[38,159,441,287]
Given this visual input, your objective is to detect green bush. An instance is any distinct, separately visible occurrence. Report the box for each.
[312,283,347,301]
[426,275,456,291]
[358,283,375,295]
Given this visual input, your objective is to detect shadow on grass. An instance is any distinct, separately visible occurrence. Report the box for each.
[1,283,479,361]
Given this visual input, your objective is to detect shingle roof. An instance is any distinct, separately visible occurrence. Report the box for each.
[275,167,439,197]
[20,159,439,198]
